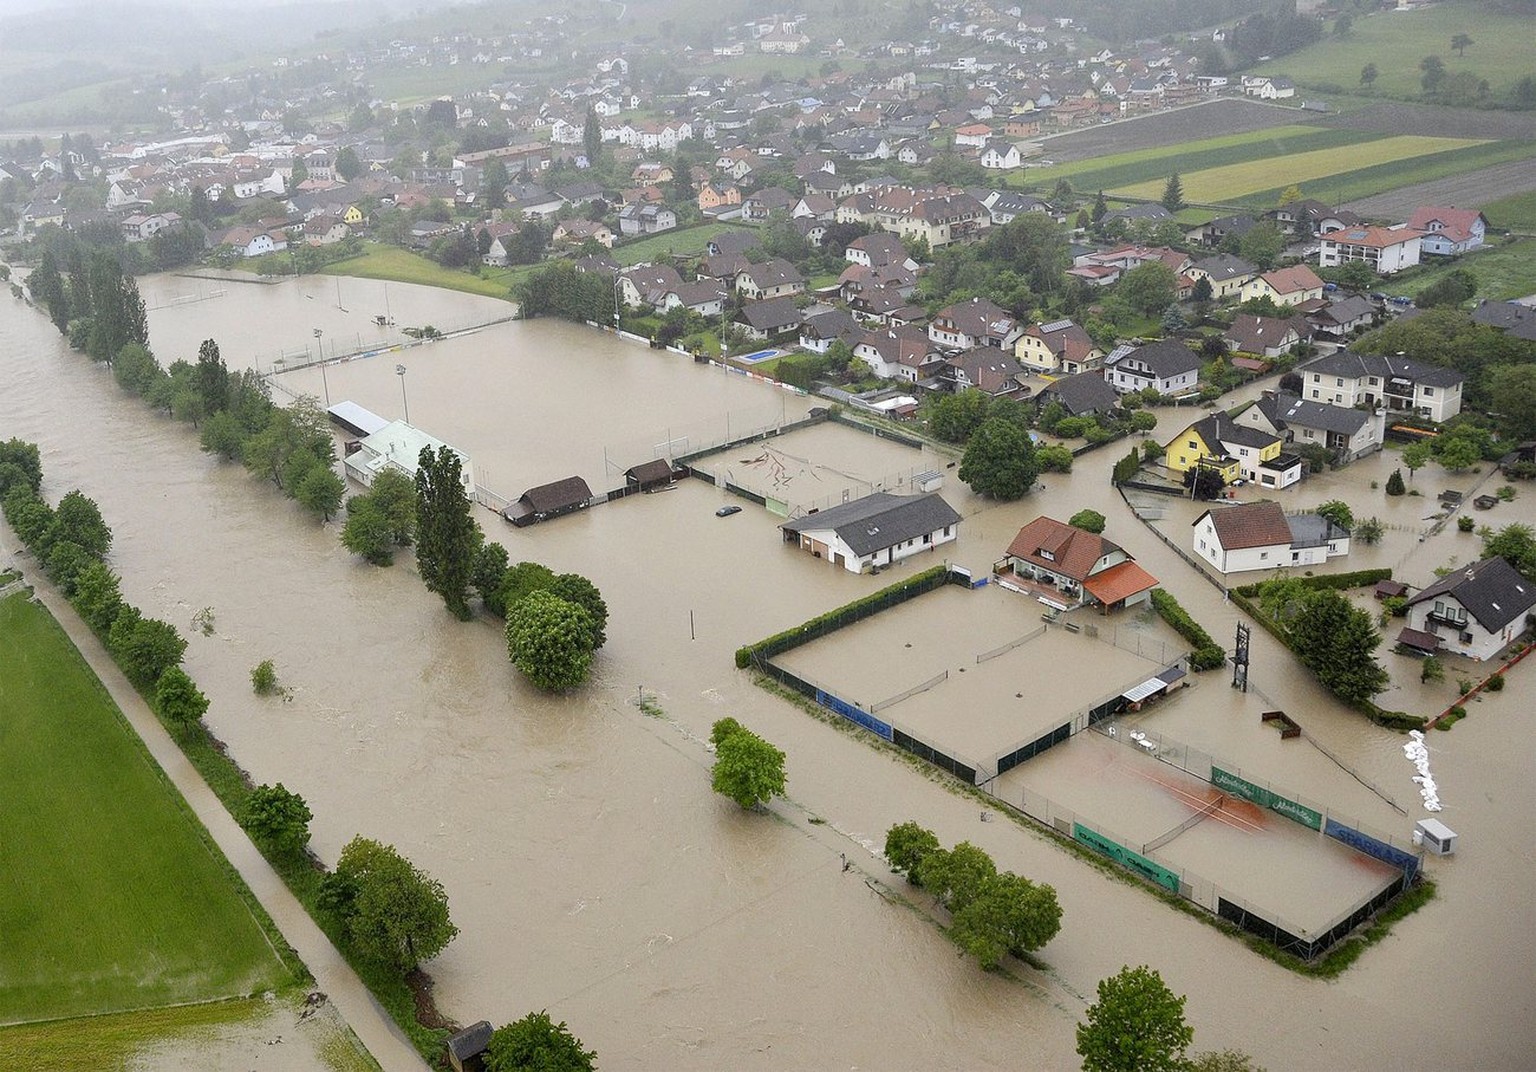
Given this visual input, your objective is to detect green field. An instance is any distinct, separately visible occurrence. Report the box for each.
[1021,125,1384,193]
[1253,3,1536,103]
[1235,138,1536,209]
[0,593,294,1024]
[1402,237,1536,302]
[320,242,521,300]
[1117,135,1484,202]
[612,221,756,266]
[1482,190,1536,233]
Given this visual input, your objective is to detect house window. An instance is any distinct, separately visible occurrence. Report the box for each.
[1336,377,1344,387]
[1198,539,1206,550]
[1188,440,1198,449]
[1460,631,1473,644]
[1368,377,1379,386]
[1260,551,1269,560]
[1311,390,1320,399]
[1312,373,1321,383]
[1423,387,1434,397]
[944,526,952,536]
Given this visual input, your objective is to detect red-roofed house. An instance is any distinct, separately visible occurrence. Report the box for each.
[1406,207,1487,257]
[1000,516,1158,611]
[1241,265,1325,306]
[1318,226,1423,275]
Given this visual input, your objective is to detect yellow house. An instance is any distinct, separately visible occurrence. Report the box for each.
[1166,412,1302,488]
[342,204,365,225]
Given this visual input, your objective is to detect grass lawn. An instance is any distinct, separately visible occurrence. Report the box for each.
[1253,4,1536,102]
[1020,125,1378,194]
[1401,237,1536,302]
[1234,139,1536,209]
[1117,135,1485,202]
[0,593,295,1024]
[1482,190,1536,233]
[612,221,756,266]
[320,242,518,301]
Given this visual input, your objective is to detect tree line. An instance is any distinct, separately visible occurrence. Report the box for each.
[1,437,463,1055]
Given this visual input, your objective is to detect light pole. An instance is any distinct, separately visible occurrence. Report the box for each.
[314,328,329,407]
[396,363,410,424]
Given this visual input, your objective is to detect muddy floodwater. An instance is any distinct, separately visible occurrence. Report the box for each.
[3,273,1534,1069]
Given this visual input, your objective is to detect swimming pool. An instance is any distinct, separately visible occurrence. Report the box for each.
[738,348,781,363]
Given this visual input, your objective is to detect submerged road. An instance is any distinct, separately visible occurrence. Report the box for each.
[0,535,431,1072]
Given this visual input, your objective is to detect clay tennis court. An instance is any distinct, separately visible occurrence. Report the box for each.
[772,584,1184,771]
[997,730,1401,934]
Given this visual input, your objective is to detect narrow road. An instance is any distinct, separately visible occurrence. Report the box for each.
[0,540,430,1072]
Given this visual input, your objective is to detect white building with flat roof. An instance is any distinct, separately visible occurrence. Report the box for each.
[343,420,475,492]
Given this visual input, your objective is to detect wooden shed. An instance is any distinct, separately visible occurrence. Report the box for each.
[625,458,677,493]
[502,476,594,527]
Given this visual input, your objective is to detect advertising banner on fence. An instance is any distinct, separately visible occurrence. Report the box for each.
[1324,818,1420,881]
[816,689,894,741]
[1212,766,1323,831]
[1073,823,1180,892]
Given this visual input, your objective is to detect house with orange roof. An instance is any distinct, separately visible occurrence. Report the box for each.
[999,515,1159,612]
[1318,226,1423,275]
[1406,207,1486,257]
[1241,264,1325,306]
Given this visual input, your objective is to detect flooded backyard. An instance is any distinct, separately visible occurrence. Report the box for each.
[2,273,1534,1069]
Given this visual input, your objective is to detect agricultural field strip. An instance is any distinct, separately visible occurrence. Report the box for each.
[1234,139,1536,211]
[1403,238,1536,303]
[0,594,291,1024]
[1116,135,1486,202]
[1030,126,1381,192]
[1481,191,1536,233]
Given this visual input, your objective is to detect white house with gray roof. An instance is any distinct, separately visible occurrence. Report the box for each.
[780,492,961,573]
[1236,390,1385,464]
[1298,350,1463,423]
[1103,339,1201,396]
[1403,556,1536,661]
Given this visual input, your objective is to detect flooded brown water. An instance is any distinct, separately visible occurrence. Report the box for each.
[4,274,1534,1069]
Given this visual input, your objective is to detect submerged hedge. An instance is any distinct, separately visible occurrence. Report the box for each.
[736,565,953,668]
[1149,588,1226,670]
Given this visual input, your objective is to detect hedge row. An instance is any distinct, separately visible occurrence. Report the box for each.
[1148,588,1226,671]
[1231,567,1393,598]
[735,565,952,669]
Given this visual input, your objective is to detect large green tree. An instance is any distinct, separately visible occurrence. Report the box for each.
[413,445,481,619]
[506,590,595,691]
[884,821,941,884]
[107,608,187,687]
[1484,522,1536,580]
[710,718,787,809]
[1077,965,1194,1072]
[948,871,1062,969]
[1160,173,1185,212]
[1120,262,1178,316]
[241,783,313,856]
[1285,590,1388,704]
[324,837,457,972]
[71,561,125,633]
[342,497,397,565]
[1486,365,1536,441]
[486,1010,596,1072]
[50,489,112,559]
[928,388,992,443]
[959,417,1040,500]
[0,438,43,495]
[155,666,209,728]
[296,465,345,522]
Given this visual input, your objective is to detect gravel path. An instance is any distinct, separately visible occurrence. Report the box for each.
[1,550,431,1072]
[1341,158,1536,219]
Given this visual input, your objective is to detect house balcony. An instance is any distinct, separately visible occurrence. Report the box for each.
[992,563,1080,610]
[1425,611,1469,631]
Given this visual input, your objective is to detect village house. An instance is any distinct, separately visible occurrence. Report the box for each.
[929,296,1023,351]
[1401,556,1536,661]
[552,219,614,248]
[1406,206,1487,257]
[1034,370,1122,419]
[1235,390,1385,465]
[617,202,677,236]
[503,475,594,527]
[845,232,916,270]
[1103,339,1201,396]
[119,212,182,242]
[698,182,742,212]
[737,297,803,340]
[1015,318,1103,375]
[1241,75,1295,99]
[1223,313,1309,358]
[798,309,862,354]
[779,492,961,573]
[1297,350,1463,423]
[943,348,1030,398]
[619,264,684,311]
[1318,226,1422,275]
[1165,412,1302,489]
[853,326,942,382]
[1240,264,1325,306]
[1186,254,1257,299]
[663,279,728,317]
[735,258,805,301]
[1305,295,1377,342]
[999,515,1159,612]
[1192,500,1349,575]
